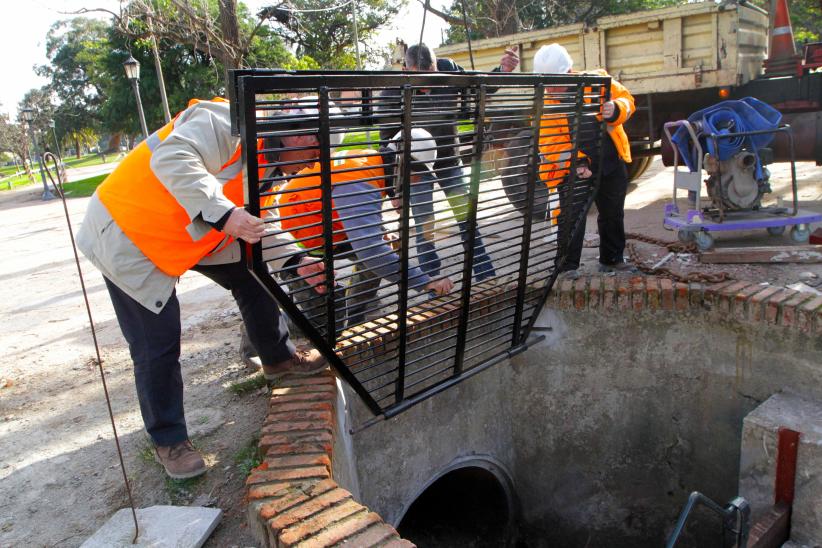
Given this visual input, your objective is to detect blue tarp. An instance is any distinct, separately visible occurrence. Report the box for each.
[670,97,782,180]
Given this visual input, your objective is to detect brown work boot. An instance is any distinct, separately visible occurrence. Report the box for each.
[263,346,328,384]
[154,440,207,479]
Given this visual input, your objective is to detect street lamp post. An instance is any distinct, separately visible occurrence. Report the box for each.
[123,55,149,140]
[21,107,55,201]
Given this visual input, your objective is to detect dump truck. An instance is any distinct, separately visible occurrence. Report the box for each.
[435,0,822,180]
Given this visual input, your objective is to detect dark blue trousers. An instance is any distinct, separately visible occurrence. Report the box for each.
[105,260,293,446]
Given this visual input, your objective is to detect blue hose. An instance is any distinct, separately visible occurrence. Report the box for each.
[671,97,782,180]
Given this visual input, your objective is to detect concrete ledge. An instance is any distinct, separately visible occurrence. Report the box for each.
[247,373,414,548]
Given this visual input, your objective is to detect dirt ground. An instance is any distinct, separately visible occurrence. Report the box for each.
[0,158,819,547]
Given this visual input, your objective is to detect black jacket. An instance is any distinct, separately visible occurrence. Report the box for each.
[378,58,502,171]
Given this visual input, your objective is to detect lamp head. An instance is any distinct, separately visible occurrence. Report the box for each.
[123,55,140,81]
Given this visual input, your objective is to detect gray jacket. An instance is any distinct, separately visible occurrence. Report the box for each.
[77,100,301,314]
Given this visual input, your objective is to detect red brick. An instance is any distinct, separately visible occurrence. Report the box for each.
[731,284,768,320]
[265,442,333,458]
[266,409,333,424]
[717,281,754,315]
[258,491,312,520]
[573,278,587,310]
[688,282,705,308]
[285,510,382,547]
[703,280,737,308]
[674,283,689,311]
[646,276,660,310]
[765,289,797,324]
[270,392,335,404]
[262,420,332,436]
[797,296,822,333]
[747,286,781,322]
[337,523,400,546]
[248,482,296,501]
[629,277,645,312]
[616,277,631,311]
[558,279,574,310]
[660,278,674,310]
[247,465,330,485]
[269,488,353,532]
[277,501,366,545]
[271,385,336,398]
[602,276,616,309]
[588,277,601,309]
[265,453,331,472]
[277,374,336,388]
[260,432,333,454]
[780,292,816,328]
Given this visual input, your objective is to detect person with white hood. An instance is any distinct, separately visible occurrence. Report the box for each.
[532,43,637,276]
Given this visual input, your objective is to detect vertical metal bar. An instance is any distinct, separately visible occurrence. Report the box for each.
[238,77,264,272]
[511,83,545,346]
[318,89,337,345]
[394,85,414,404]
[519,78,610,345]
[452,84,487,376]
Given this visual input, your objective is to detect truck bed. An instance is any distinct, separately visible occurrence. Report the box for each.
[435,1,768,95]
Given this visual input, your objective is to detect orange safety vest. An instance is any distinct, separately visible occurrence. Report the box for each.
[97,98,270,277]
[582,69,634,164]
[278,149,386,251]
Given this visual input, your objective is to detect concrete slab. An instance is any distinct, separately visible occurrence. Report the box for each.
[739,392,822,547]
[80,505,222,548]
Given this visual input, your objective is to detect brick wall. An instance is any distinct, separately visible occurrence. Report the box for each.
[247,373,414,548]
[549,275,822,334]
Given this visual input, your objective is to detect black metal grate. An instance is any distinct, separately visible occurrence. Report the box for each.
[232,70,609,419]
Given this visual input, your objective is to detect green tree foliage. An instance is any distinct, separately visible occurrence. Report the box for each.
[38,0,310,145]
[438,0,686,43]
[36,18,108,156]
[0,112,35,181]
[261,0,404,68]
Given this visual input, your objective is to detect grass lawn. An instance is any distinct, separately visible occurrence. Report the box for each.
[61,173,108,198]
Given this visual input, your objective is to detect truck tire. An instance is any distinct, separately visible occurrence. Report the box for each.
[626,156,652,182]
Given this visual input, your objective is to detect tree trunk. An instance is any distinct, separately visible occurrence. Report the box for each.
[74,135,81,159]
[219,0,240,89]
[17,152,34,182]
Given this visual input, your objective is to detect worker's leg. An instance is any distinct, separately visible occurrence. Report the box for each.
[103,277,187,447]
[344,263,381,328]
[409,173,442,277]
[436,163,497,280]
[193,261,295,366]
[557,177,587,272]
[594,163,629,266]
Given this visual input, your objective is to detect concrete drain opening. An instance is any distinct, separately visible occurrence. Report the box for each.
[397,466,513,547]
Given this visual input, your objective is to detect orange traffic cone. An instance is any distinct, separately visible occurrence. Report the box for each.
[764,0,801,76]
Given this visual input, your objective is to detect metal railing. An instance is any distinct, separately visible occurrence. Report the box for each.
[231,70,609,419]
[667,492,751,548]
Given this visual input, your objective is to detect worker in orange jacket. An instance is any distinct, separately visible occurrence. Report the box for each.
[533,43,637,277]
[277,128,454,327]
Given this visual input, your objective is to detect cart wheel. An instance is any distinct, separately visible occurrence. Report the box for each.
[694,232,714,252]
[790,225,810,243]
[767,226,786,236]
[677,230,693,243]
